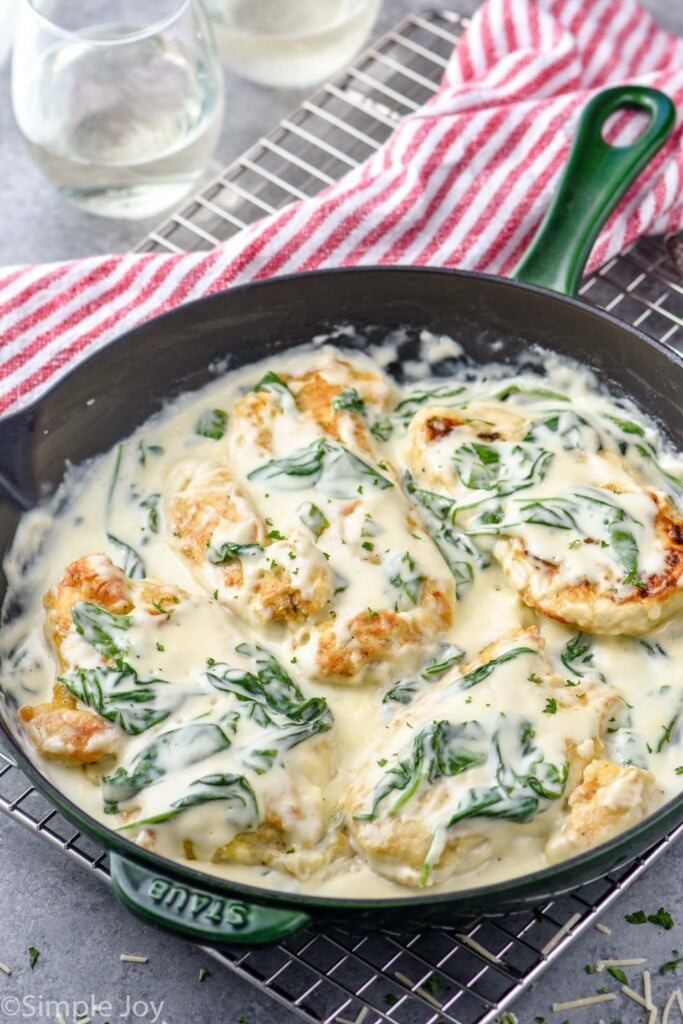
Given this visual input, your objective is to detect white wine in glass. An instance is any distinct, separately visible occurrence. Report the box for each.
[12,0,224,219]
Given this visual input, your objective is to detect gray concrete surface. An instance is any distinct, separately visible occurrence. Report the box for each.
[1,2,683,1022]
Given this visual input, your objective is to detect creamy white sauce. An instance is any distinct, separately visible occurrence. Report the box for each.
[2,337,683,900]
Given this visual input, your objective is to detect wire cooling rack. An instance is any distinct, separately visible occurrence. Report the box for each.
[2,8,683,1024]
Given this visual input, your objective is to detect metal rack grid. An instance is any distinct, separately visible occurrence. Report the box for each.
[2,7,683,1024]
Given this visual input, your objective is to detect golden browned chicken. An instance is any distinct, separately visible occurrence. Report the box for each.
[21,554,190,764]
[546,759,661,863]
[312,583,453,684]
[345,627,623,887]
[496,488,683,635]
[165,459,334,625]
[19,682,121,764]
[405,403,529,496]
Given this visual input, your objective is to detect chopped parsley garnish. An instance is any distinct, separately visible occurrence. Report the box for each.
[659,949,683,974]
[151,599,174,621]
[137,440,164,465]
[28,946,40,969]
[649,907,675,929]
[543,698,557,715]
[371,417,393,442]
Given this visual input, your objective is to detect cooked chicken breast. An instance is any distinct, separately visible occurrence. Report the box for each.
[229,354,394,461]
[169,377,454,687]
[285,355,394,454]
[166,459,334,625]
[20,554,192,763]
[345,627,621,887]
[130,734,342,880]
[495,487,683,635]
[27,553,341,878]
[43,553,132,658]
[19,682,121,764]
[546,759,661,863]
[405,404,530,496]
[309,580,454,686]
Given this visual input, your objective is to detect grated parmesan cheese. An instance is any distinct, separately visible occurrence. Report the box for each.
[644,968,653,1010]
[621,984,649,1009]
[596,957,647,971]
[0,961,11,976]
[541,912,582,954]
[598,958,647,966]
[394,971,415,988]
[662,989,677,1024]
[415,986,442,1009]
[596,923,612,935]
[456,934,504,966]
[120,953,149,964]
[552,993,616,1011]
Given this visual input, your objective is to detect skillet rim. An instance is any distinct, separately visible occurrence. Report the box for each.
[1,264,682,434]
[1,262,683,912]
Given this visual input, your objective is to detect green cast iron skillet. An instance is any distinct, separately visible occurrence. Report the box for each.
[0,86,681,946]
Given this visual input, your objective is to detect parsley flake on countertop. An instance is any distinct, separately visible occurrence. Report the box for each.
[659,949,683,974]
[649,907,675,929]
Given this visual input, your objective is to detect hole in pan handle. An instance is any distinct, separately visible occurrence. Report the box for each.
[110,853,311,946]
[511,85,676,297]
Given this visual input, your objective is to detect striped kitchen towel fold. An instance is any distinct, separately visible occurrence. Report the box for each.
[1,0,682,416]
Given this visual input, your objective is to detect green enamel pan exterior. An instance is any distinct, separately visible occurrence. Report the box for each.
[0,85,679,947]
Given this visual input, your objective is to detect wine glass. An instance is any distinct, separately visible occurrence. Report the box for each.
[204,0,381,89]
[12,0,224,219]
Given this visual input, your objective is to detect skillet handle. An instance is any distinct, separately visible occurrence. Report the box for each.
[511,85,675,296]
[110,853,311,946]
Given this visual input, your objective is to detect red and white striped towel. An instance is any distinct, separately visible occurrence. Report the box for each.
[1,0,682,416]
